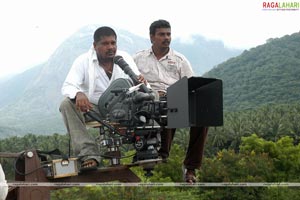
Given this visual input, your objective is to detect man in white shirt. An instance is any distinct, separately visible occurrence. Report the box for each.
[60,26,145,171]
[133,20,208,183]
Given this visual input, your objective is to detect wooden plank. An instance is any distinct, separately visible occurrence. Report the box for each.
[0,152,21,158]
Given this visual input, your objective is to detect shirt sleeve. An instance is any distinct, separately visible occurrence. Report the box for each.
[61,56,86,99]
[180,58,194,78]
[177,52,194,79]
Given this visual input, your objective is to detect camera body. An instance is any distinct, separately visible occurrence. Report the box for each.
[88,75,223,167]
[94,78,165,163]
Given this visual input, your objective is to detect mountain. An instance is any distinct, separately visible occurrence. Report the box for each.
[0,25,242,137]
[172,35,241,75]
[204,32,300,111]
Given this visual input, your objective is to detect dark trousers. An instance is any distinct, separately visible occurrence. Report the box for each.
[159,127,208,170]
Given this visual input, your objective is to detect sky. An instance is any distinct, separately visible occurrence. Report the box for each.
[0,0,299,78]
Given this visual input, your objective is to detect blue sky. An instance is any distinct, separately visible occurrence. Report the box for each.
[0,0,299,78]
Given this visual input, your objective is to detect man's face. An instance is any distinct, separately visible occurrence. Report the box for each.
[93,35,117,61]
[150,28,171,48]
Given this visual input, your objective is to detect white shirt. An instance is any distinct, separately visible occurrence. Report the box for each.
[0,164,8,200]
[133,48,194,93]
[62,47,141,104]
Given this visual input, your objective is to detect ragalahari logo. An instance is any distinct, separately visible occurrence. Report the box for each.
[262,1,300,11]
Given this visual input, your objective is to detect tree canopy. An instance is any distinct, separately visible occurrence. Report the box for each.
[204,32,300,111]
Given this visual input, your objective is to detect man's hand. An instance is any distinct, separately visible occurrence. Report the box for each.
[75,92,92,112]
[137,74,147,85]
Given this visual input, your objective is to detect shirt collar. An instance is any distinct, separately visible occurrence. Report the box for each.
[149,47,173,60]
[88,46,98,63]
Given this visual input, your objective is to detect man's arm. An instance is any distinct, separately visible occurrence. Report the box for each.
[61,56,87,99]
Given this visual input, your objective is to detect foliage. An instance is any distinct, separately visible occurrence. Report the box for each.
[240,134,300,181]
[206,102,300,154]
[204,32,300,111]
[2,103,300,199]
[51,186,201,200]
[198,135,300,199]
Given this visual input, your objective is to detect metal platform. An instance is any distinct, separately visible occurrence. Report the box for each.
[0,149,161,200]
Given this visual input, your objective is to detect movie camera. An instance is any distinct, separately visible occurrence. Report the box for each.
[84,55,223,175]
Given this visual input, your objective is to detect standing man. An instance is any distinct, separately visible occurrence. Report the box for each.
[60,26,145,171]
[133,19,208,183]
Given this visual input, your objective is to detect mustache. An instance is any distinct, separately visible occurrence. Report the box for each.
[162,40,170,45]
[105,50,115,55]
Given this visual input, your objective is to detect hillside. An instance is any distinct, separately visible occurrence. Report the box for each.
[0,25,241,137]
[204,32,300,111]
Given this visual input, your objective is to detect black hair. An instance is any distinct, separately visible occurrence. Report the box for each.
[93,26,117,43]
[149,19,171,35]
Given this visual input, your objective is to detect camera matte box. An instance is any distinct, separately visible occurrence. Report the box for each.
[167,76,223,128]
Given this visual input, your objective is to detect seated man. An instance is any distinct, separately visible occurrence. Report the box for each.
[59,26,145,171]
[133,19,208,183]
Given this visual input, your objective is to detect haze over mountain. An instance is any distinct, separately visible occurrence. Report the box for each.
[0,25,242,138]
[204,32,300,111]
